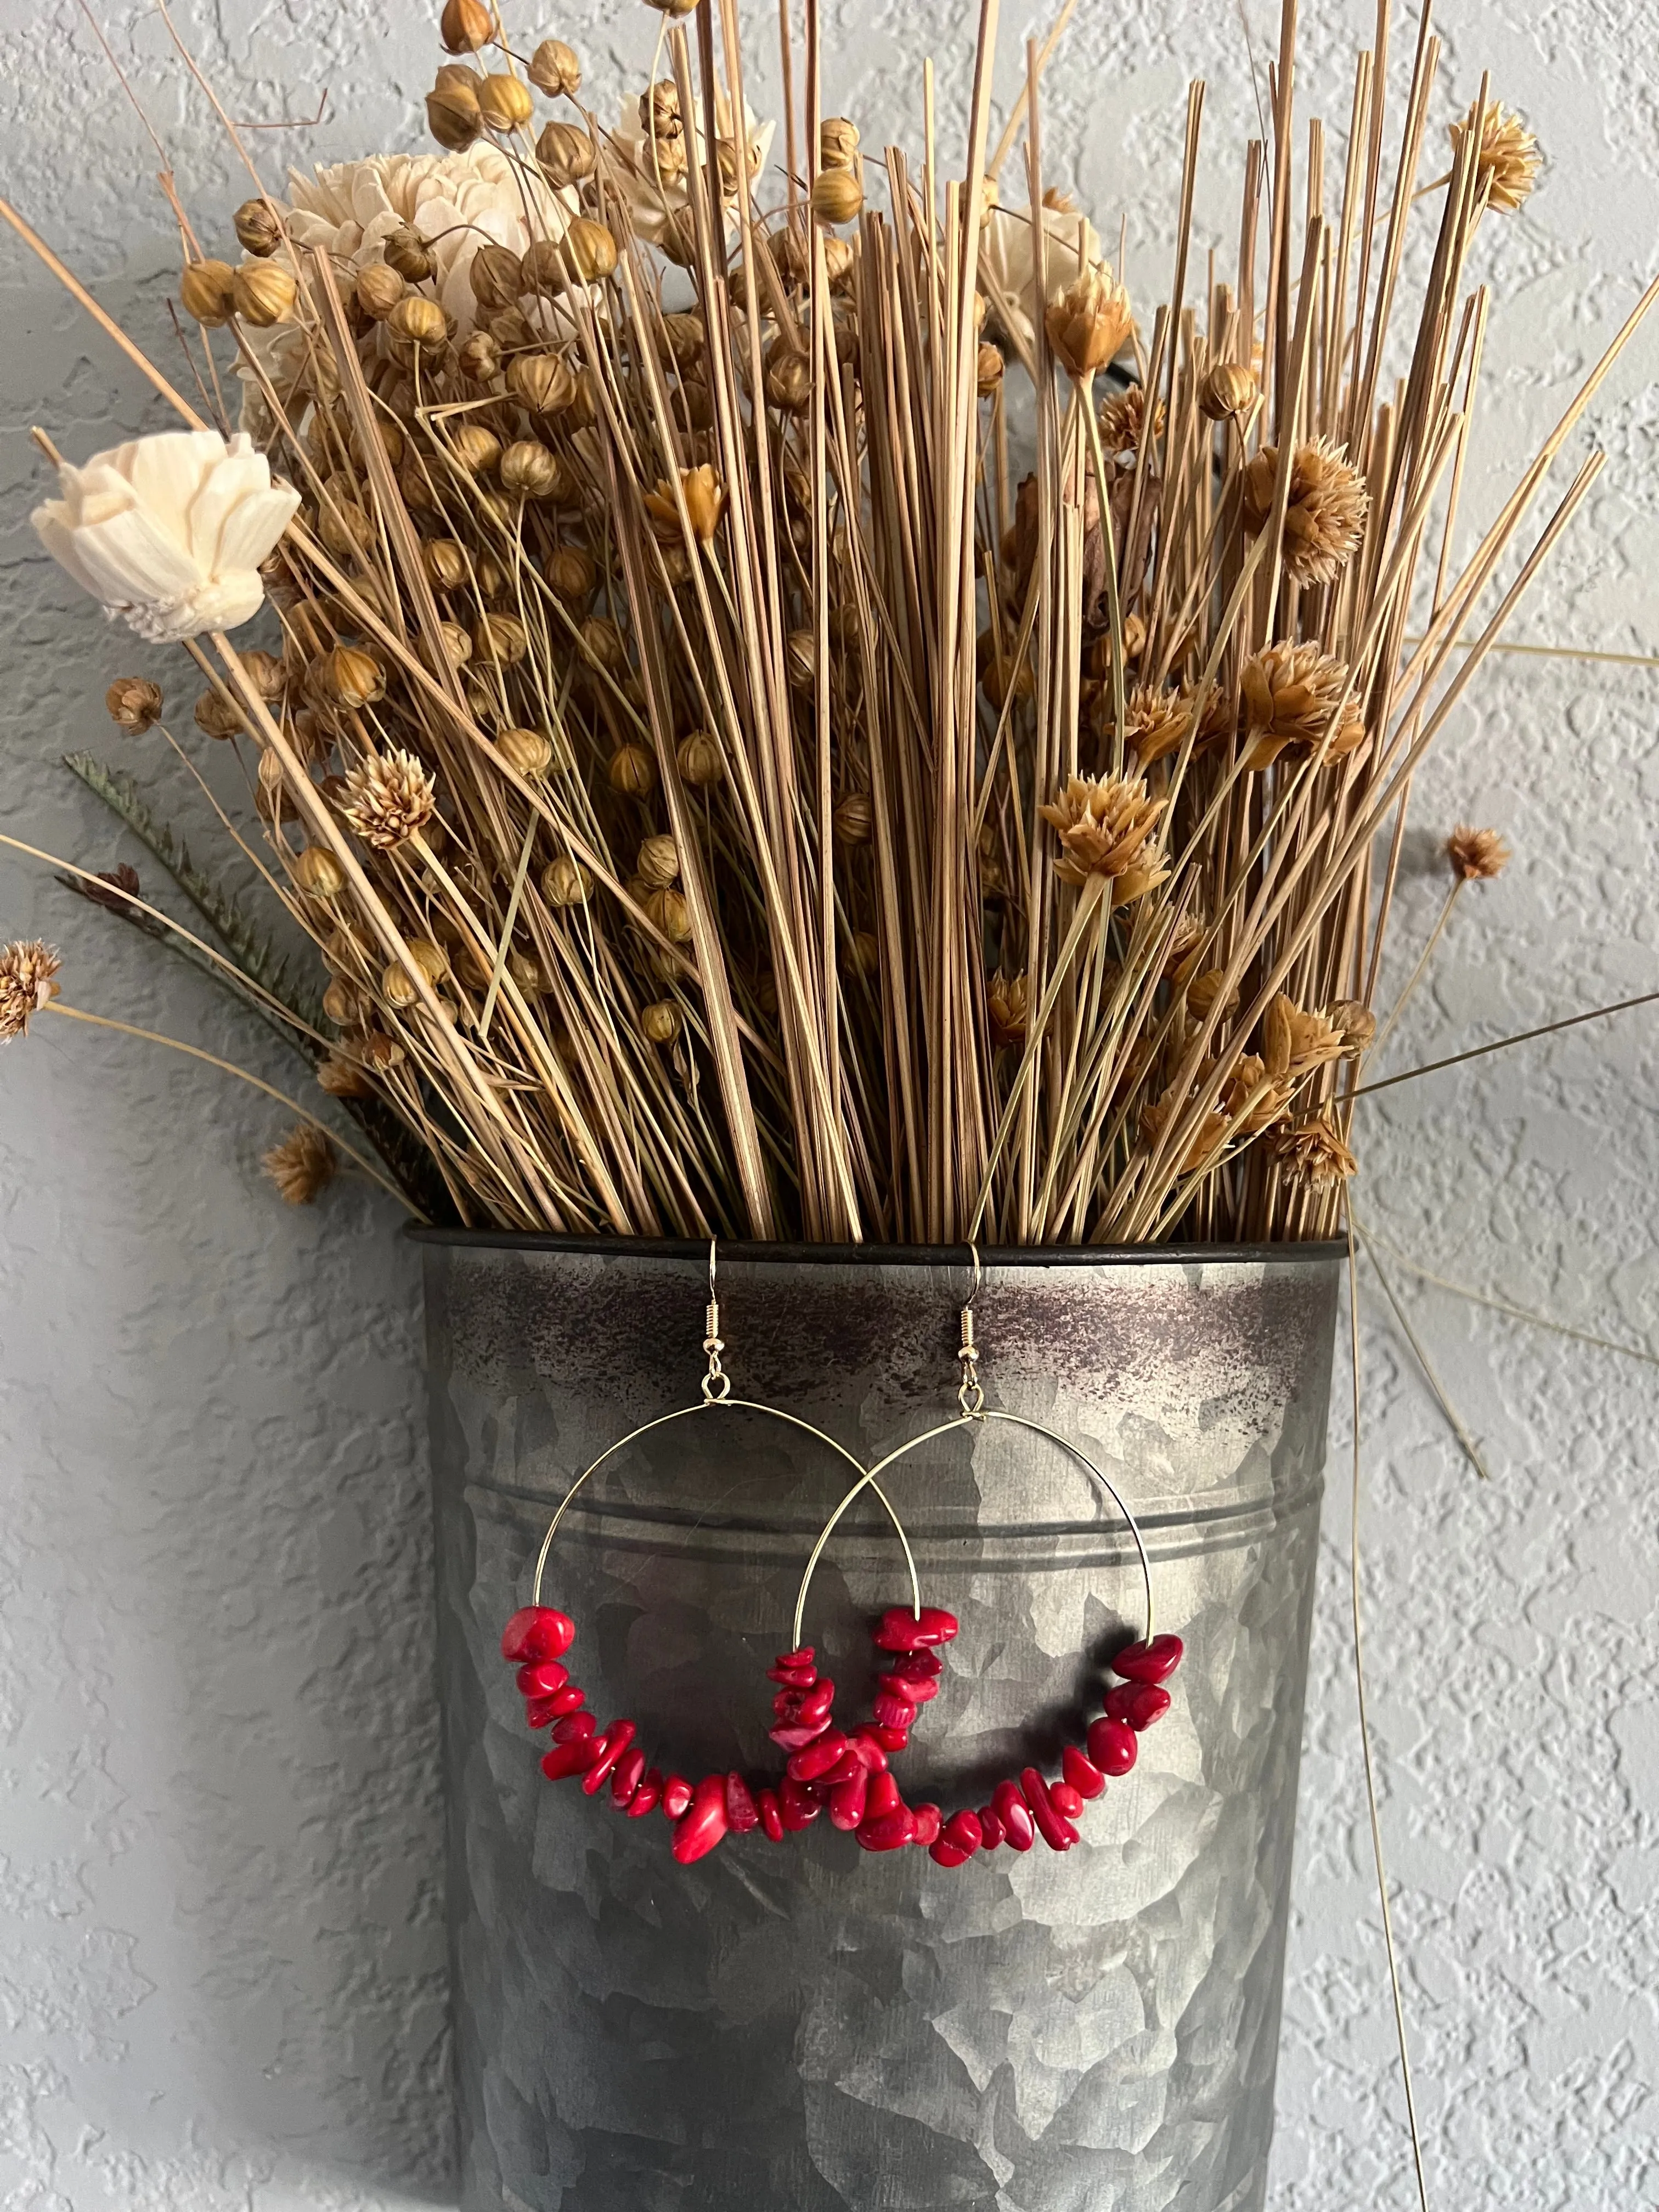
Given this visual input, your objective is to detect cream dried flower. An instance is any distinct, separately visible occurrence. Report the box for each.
[1220,1053,1294,1134]
[0,939,61,1041]
[979,198,1102,359]
[1139,1080,1231,1172]
[1039,773,1168,899]
[262,1123,338,1204]
[1272,1113,1358,1189]
[1242,437,1369,585]
[1451,101,1540,213]
[1111,681,1193,769]
[342,750,438,848]
[1261,992,1347,1080]
[1447,825,1511,881]
[987,967,1030,1048]
[1238,641,1365,769]
[1097,382,1165,459]
[32,431,299,643]
[1045,265,1134,378]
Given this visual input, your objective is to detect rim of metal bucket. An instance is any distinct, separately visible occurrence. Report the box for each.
[408,1229,1346,1268]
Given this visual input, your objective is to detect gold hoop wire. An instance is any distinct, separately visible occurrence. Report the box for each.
[791,1409,1156,1652]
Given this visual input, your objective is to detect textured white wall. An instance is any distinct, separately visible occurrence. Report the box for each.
[0,2,1654,2208]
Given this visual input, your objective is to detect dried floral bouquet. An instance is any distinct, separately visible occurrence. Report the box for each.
[2,0,1646,1246]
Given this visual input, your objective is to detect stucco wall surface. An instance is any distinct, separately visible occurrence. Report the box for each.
[0,3,1654,2208]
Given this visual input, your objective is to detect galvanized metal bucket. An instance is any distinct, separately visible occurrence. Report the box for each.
[418,1234,1341,2212]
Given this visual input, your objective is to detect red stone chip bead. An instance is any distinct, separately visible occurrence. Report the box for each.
[525,1695,574,1731]
[661,1775,694,1820]
[1048,1779,1085,1822]
[541,1737,602,1781]
[582,1720,637,1795]
[726,1773,761,1833]
[992,1779,1035,1852]
[865,1722,910,1753]
[856,1769,917,1852]
[1104,1681,1171,1731]
[779,1776,821,1830]
[501,1606,575,1664]
[673,1773,729,1864]
[1110,1634,1184,1685]
[1062,1745,1107,1801]
[786,1730,848,1784]
[977,1804,1003,1850]
[516,1660,569,1698]
[929,1808,984,1867]
[845,1729,889,1773]
[1087,1715,1138,1776]
[828,1763,869,1832]
[913,1804,942,1849]
[550,1712,596,1745]
[610,1746,647,1807]
[757,1788,785,1843]
[540,1684,586,1720]
[871,1685,918,1730]
[628,1769,664,1819]
[872,1605,960,1652]
[1020,1768,1079,1852]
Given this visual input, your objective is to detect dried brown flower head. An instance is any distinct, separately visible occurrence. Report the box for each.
[1039,773,1168,900]
[987,968,1030,1048]
[1451,101,1540,213]
[341,750,438,849]
[1242,437,1369,584]
[1327,1000,1378,1055]
[1238,641,1365,769]
[645,464,726,546]
[1447,825,1511,881]
[69,862,145,922]
[1140,1081,1231,1172]
[1272,1113,1358,1190]
[1111,681,1192,769]
[1261,992,1347,1080]
[1045,265,1133,377]
[106,675,162,732]
[1097,382,1165,458]
[262,1123,337,1205]
[1220,1053,1294,1134]
[0,939,61,1040]
[317,1051,373,1099]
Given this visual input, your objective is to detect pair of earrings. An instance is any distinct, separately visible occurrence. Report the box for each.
[500,1245,1184,1871]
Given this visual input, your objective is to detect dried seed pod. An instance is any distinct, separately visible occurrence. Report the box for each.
[457,330,500,382]
[785,630,815,690]
[383,227,435,283]
[321,975,365,1026]
[356,262,405,320]
[640,999,680,1045]
[636,833,680,888]
[381,959,420,1011]
[832,792,873,846]
[676,729,723,788]
[500,439,565,499]
[294,845,347,900]
[421,537,468,591]
[489,304,538,352]
[644,0,698,13]
[438,620,473,668]
[318,495,373,560]
[240,648,287,704]
[307,645,386,711]
[386,293,449,362]
[407,938,450,986]
[357,1030,406,1071]
[565,216,618,282]
[849,930,879,979]
[608,744,655,798]
[446,422,502,477]
[507,348,577,413]
[427,75,483,150]
[194,687,244,738]
[233,199,283,257]
[468,242,523,315]
[472,612,528,665]
[1199,359,1258,421]
[232,261,297,326]
[497,726,554,777]
[477,71,534,132]
[661,310,706,367]
[810,168,864,226]
[180,258,237,326]
[507,950,544,995]
[317,1051,372,1098]
[541,854,593,906]
[766,349,811,413]
[580,617,627,672]
[820,116,860,171]
[644,885,691,942]
[440,0,493,53]
[528,37,581,97]
[105,676,163,732]
[546,545,596,601]
[535,118,595,185]
[976,341,1005,395]
[348,414,404,471]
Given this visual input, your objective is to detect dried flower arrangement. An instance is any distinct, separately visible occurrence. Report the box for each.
[1,0,1646,1249]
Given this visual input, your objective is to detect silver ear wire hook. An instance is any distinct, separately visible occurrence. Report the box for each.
[958,1242,985,1418]
[702,1238,729,1403]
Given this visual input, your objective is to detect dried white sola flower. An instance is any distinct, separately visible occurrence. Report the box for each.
[342,749,439,848]
[31,431,298,642]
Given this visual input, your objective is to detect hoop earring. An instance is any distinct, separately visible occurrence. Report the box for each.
[498,1242,923,1865]
[789,1246,1186,1865]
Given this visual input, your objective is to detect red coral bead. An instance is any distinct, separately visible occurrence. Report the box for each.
[977,1805,1003,1850]
[1048,1780,1084,1821]
[1020,1767,1078,1852]
[661,1775,694,1820]
[582,1720,637,1795]
[1087,1716,1138,1775]
[929,1839,971,1867]
[992,1779,1035,1852]
[610,1746,647,1807]
[524,1695,574,1731]
[550,1712,597,1744]
[828,1766,869,1831]
[627,1769,663,1818]
[757,1787,785,1843]
[872,1605,960,1652]
[501,1606,575,1664]
[767,1663,817,1688]
[779,1776,821,1830]
[887,1650,943,1683]
[541,1684,586,1718]
[775,1646,815,1672]
[540,1737,602,1781]
[786,1730,848,1784]
[516,1661,569,1697]
[867,1723,910,1753]
[1062,1745,1107,1801]
[912,1804,942,1848]
[673,1774,730,1864]
[942,1809,983,1858]
[726,1772,760,1833]
[798,1679,836,1722]
[878,1670,938,1707]
[1104,1681,1171,1731]
[1110,1634,1184,1685]
[871,1688,917,1729]
[846,1730,889,1773]
[864,1770,903,1821]
[768,1718,832,1753]
[856,1806,917,1851]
